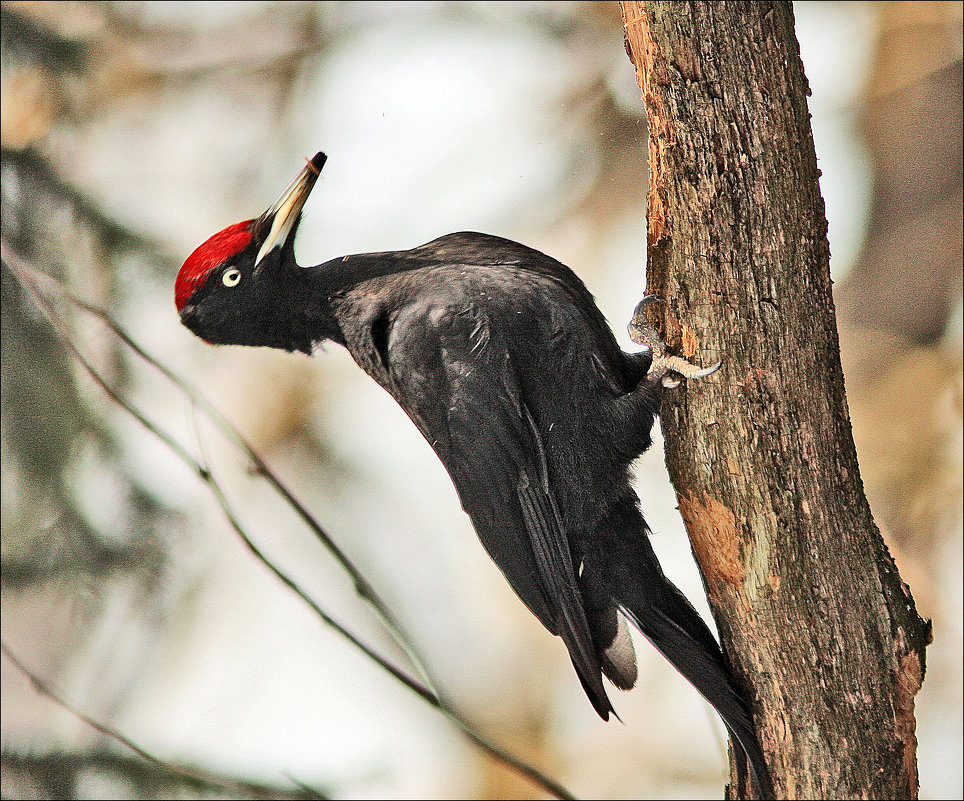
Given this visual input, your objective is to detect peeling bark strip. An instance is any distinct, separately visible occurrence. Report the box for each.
[619,3,929,799]
[621,4,670,247]
[896,649,924,783]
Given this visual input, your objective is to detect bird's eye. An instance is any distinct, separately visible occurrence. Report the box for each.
[222,268,242,287]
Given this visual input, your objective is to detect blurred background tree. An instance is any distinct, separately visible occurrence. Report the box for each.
[1,2,960,799]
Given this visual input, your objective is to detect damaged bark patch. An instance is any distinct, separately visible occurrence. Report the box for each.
[895,649,923,792]
[620,1,670,247]
[681,323,698,358]
[678,492,746,591]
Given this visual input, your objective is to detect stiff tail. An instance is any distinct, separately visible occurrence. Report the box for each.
[578,500,774,799]
[617,600,774,799]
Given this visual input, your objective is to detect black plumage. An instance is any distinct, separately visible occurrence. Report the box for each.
[176,153,772,797]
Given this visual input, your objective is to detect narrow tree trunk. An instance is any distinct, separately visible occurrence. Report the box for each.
[618,3,930,799]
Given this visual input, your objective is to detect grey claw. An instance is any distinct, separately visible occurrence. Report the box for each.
[633,294,663,314]
[651,354,722,382]
[680,359,722,379]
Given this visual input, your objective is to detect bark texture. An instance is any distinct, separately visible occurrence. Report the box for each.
[618,3,930,799]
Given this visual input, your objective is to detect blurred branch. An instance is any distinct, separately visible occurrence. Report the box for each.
[1,534,140,589]
[97,0,327,81]
[1,147,152,254]
[835,5,963,344]
[1,239,575,801]
[0,640,327,800]
[5,0,329,112]
[31,267,428,686]
[0,3,87,73]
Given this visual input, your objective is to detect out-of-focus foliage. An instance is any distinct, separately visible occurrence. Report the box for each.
[1,2,961,799]
[1,746,328,800]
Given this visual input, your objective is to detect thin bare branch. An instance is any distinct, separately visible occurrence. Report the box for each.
[0,640,325,800]
[16,249,434,694]
[1,240,576,801]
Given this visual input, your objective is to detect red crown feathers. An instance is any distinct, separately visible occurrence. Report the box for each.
[175,220,253,311]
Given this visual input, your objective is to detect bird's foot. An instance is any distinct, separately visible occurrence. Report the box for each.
[628,295,722,388]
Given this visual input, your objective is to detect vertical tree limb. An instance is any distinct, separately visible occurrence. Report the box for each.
[619,3,930,798]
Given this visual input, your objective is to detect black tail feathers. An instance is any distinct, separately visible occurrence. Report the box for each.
[577,510,774,799]
[618,601,774,799]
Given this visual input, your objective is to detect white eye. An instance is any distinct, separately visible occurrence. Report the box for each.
[222,268,241,287]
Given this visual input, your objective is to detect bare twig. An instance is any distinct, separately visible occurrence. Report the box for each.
[0,640,325,800]
[1,240,576,801]
[22,253,434,694]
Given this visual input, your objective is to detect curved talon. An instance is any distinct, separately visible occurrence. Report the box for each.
[695,360,722,378]
[635,293,663,311]
[628,295,721,387]
[659,356,722,380]
[649,354,722,385]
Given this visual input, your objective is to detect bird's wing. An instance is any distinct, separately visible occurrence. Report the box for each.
[384,299,612,717]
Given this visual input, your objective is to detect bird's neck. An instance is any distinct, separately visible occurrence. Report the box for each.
[298,250,420,344]
[308,249,424,291]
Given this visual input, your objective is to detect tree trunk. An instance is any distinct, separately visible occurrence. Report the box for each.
[618,3,930,799]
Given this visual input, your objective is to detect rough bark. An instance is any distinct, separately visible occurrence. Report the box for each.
[618,3,930,799]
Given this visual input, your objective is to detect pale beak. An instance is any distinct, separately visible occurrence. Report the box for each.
[254,152,327,267]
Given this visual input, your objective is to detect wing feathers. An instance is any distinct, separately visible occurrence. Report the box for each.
[517,477,611,716]
[384,300,613,715]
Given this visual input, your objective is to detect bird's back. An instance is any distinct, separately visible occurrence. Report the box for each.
[329,232,651,524]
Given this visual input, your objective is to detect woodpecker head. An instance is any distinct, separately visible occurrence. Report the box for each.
[176,152,327,351]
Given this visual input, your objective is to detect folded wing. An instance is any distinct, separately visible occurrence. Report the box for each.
[385,298,614,718]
